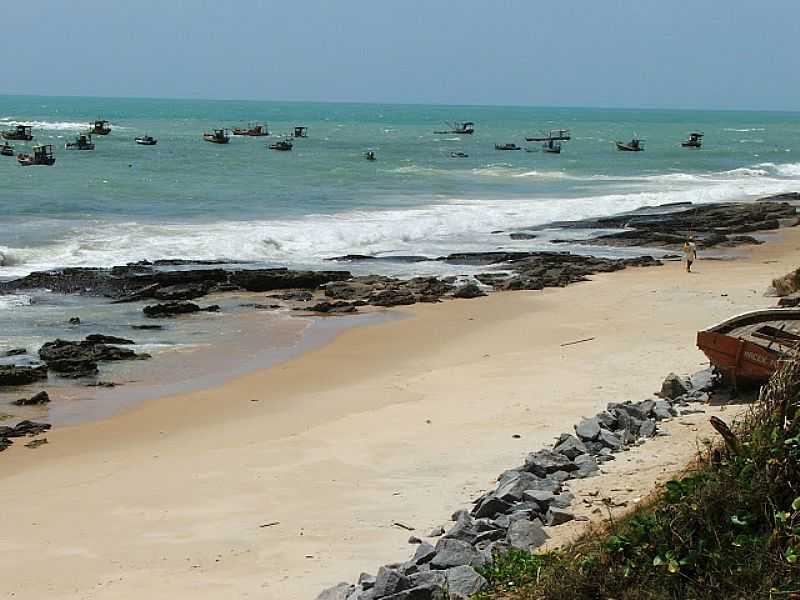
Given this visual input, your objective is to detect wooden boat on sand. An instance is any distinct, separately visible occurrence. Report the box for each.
[696,308,800,386]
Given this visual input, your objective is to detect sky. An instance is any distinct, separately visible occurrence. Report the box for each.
[4,0,799,111]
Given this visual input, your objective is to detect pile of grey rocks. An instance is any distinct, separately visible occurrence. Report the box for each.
[315,370,716,600]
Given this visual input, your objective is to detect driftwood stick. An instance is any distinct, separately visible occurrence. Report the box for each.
[710,416,742,456]
[560,337,595,347]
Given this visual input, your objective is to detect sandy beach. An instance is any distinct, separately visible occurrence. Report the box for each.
[1,229,798,599]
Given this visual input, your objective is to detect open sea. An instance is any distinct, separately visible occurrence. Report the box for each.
[0,96,798,420]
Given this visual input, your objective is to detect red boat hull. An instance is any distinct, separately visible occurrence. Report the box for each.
[696,330,779,384]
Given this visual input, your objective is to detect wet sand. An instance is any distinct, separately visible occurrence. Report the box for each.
[0,228,798,599]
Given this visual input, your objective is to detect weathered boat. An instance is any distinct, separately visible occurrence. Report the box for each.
[435,121,475,135]
[542,138,562,154]
[90,120,111,135]
[495,143,521,151]
[269,139,293,151]
[65,133,95,150]
[293,126,308,138]
[682,132,703,148]
[233,123,269,136]
[0,141,14,156]
[616,137,644,152]
[135,134,157,146]
[17,144,55,166]
[2,124,33,141]
[526,129,571,142]
[203,129,229,144]
[696,308,800,386]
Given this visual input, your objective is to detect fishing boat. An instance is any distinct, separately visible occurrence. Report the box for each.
[89,120,111,135]
[365,150,376,161]
[232,123,269,136]
[17,144,55,166]
[616,137,644,152]
[542,138,562,154]
[434,121,475,135]
[450,151,469,158]
[0,141,14,156]
[1,124,33,141]
[526,129,571,142]
[65,133,95,150]
[203,129,229,144]
[293,126,308,138]
[135,134,157,146]
[696,308,800,386]
[268,138,293,151]
[682,132,703,148]
[495,143,521,151]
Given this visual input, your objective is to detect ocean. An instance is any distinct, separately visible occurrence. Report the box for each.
[0,96,798,420]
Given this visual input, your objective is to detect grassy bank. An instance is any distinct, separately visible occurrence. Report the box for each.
[477,360,800,600]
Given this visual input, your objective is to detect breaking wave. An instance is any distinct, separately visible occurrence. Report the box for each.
[0,117,128,131]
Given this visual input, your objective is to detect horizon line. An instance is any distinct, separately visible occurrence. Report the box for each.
[1,92,798,115]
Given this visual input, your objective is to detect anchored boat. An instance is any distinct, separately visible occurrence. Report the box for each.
[65,133,95,150]
[203,129,229,144]
[90,119,111,135]
[233,123,269,136]
[17,144,55,166]
[495,143,521,151]
[135,134,157,146]
[682,132,703,148]
[450,151,469,158]
[696,308,800,386]
[542,138,562,154]
[0,141,14,156]
[616,136,644,152]
[434,121,475,135]
[268,138,293,151]
[2,124,33,141]
[293,126,308,138]
[526,129,571,142]
[365,150,376,161]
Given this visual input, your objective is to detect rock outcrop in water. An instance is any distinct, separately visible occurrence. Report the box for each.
[0,365,48,387]
[38,337,150,378]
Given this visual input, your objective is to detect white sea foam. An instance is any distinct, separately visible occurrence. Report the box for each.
[724,128,767,132]
[0,117,128,131]
[0,294,32,310]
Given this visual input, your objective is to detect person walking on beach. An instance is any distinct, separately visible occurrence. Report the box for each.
[683,237,697,273]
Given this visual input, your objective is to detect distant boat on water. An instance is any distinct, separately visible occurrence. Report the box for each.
[616,136,644,152]
[526,129,570,142]
[293,126,308,138]
[0,141,14,156]
[65,133,95,150]
[89,119,111,135]
[434,121,474,135]
[541,138,562,154]
[269,138,293,151]
[2,124,33,141]
[135,135,157,146]
[17,144,55,166]
[682,132,704,148]
[450,151,468,158]
[364,150,376,161]
[203,129,230,144]
[495,143,521,151]
[233,123,269,137]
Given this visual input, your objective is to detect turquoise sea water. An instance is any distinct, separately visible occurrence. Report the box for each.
[0,95,798,280]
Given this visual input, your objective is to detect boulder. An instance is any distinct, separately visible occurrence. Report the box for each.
[550,492,575,509]
[143,302,201,318]
[411,542,436,566]
[369,289,417,307]
[661,373,690,399]
[445,566,488,599]
[471,494,512,519]
[7,420,51,437]
[524,449,578,476]
[84,334,135,345]
[12,391,50,406]
[428,526,445,537]
[152,283,208,301]
[451,283,486,299]
[0,365,48,387]
[575,416,601,441]
[598,428,622,451]
[546,508,575,526]
[572,455,600,479]
[553,434,589,460]
[430,539,486,569]
[316,582,355,600]
[373,566,411,597]
[521,490,555,510]
[506,519,548,551]
[639,419,657,438]
[494,471,546,502]
[305,301,358,314]
[652,399,675,420]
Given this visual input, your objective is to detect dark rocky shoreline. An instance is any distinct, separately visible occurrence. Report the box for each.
[315,371,718,600]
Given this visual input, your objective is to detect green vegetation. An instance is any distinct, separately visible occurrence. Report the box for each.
[477,359,800,600]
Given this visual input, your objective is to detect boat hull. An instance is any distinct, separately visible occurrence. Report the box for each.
[135,139,157,145]
[616,142,643,152]
[696,330,781,384]
[203,135,229,144]
[2,133,33,141]
[17,156,55,166]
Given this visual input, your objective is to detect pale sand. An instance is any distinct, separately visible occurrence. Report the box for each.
[1,230,798,599]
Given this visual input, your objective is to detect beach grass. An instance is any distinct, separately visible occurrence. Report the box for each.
[476,358,800,600]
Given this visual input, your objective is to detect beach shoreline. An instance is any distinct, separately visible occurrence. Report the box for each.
[0,223,799,599]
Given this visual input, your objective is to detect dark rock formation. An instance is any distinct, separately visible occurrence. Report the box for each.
[0,365,48,387]
[12,391,50,406]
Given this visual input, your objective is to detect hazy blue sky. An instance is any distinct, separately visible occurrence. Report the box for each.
[4,1,799,110]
